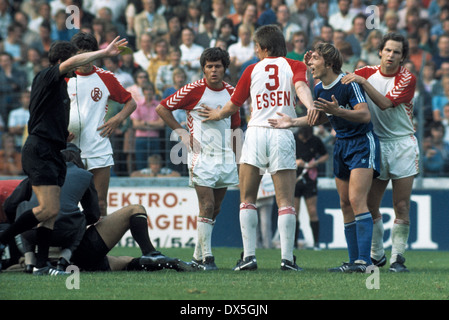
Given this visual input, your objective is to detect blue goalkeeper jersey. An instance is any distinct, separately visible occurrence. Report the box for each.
[314,73,373,139]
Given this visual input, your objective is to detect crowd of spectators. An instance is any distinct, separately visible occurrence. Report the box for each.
[1,0,449,177]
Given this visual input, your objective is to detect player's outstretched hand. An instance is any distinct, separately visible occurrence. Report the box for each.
[104,36,129,57]
[199,104,222,122]
[268,112,294,128]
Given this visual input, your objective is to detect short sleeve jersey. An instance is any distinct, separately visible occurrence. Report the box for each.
[160,79,240,156]
[354,65,416,140]
[67,66,132,157]
[314,73,372,138]
[230,57,308,128]
[27,64,70,149]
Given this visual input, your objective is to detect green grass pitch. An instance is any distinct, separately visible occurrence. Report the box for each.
[1,247,448,303]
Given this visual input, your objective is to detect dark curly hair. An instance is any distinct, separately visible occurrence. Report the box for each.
[71,31,99,52]
[48,40,78,66]
[200,47,230,70]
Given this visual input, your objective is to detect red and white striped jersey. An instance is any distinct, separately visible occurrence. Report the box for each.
[355,65,416,140]
[67,66,132,158]
[230,57,308,128]
[160,79,240,156]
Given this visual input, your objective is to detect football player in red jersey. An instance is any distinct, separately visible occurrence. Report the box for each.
[200,25,316,271]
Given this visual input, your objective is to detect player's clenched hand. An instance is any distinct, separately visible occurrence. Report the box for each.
[199,104,222,122]
[268,112,294,128]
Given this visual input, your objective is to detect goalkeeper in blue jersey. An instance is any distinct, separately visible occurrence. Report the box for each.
[268,42,380,273]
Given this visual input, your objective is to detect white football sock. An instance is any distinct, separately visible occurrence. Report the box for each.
[391,219,410,263]
[239,203,258,258]
[371,217,385,260]
[278,206,296,262]
[197,217,215,260]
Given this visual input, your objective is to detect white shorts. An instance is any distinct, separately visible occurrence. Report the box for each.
[188,152,238,188]
[82,154,114,171]
[239,126,296,173]
[377,135,420,180]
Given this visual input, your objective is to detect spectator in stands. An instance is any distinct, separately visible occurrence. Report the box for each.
[163,14,182,48]
[146,37,169,90]
[433,33,449,78]
[103,55,134,89]
[345,13,369,59]
[0,51,28,124]
[23,47,42,85]
[320,23,334,44]
[52,9,78,42]
[32,20,53,55]
[120,52,143,79]
[287,30,308,62]
[96,7,127,39]
[131,153,180,177]
[432,74,449,121]
[428,121,449,174]
[361,29,382,66]
[233,2,259,36]
[199,0,228,34]
[195,14,216,49]
[309,0,329,41]
[0,113,4,148]
[228,0,245,26]
[0,0,12,41]
[7,90,30,152]
[185,1,202,35]
[328,0,355,33]
[133,32,154,71]
[128,70,150,104]
[0,22,29,64]
[179,27,204,81]
[0,133,22,176]
[131,82,164,170]
[210,18,237,49]
[442,103,449,144]
[289,0,314,36]
[257,0,281,26]
[381,10,407,37]
[134,0,168,44]
[422,132,445,177]
[228,24,255,83]
[275,4,302,47]
[28,1,51,35]
[156,46,189,97]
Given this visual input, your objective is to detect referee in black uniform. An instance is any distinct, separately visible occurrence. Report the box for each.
[0,36,129,275]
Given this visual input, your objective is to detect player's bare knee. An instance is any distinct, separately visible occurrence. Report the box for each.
[393,199,410,219]
[129,204,146,215]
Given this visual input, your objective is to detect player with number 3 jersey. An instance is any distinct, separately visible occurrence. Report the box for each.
[200,25,315,271]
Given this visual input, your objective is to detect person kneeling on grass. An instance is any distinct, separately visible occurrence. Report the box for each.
[1,143,191,274]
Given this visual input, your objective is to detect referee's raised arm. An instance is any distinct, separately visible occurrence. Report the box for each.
[59,36,129,76]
